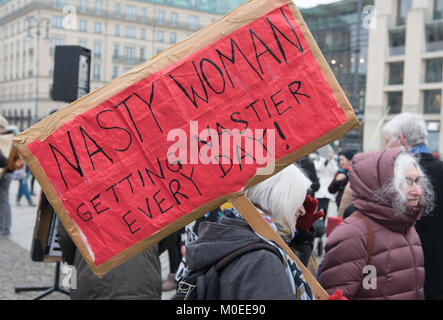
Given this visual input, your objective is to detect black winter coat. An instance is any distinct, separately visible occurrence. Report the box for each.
[415,152,443,300]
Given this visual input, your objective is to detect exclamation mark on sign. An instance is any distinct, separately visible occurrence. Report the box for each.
[274,121,290,150]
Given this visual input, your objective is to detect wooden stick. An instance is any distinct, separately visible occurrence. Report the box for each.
[229,194,329,300]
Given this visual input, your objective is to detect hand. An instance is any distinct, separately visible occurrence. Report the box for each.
[14,158,24,170]
[296,195,324,232]
[336,173,347,181]
[328,289,348,300]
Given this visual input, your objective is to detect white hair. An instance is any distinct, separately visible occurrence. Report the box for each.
[382,113,428,147]
[245,164,311,227]
[375,152,434,216]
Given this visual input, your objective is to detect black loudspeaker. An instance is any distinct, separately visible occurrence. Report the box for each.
[52,45,91,103]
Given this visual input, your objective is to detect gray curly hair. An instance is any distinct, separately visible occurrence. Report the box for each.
[382,113,428,147]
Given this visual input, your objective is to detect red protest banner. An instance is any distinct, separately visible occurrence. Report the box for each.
[14,0,359,277]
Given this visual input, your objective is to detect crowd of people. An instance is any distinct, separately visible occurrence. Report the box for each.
[1,112,442,300]
[165,112,443,300]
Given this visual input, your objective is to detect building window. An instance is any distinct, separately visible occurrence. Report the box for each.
[389,29,406,56]
[79,19,87,32]
[426,22,443,52]
[125,26,136,38]
[158,10,165,24]
[93,64,101,80]
[434,0,443,20]
[53,0,65,9]
[113,65,119,78]
[157,30,164,42]
[93,42,101,59]
[113,43,119,61]
[95,0,103,15]
[388,61,404,85]
[141,8,147,22]
[424,89,442,114]
[188,15,199,30]
[114,3,121,19]
[170,32,177,44]
[124,46,135,64]
[140,47,145,62]
[171,12,178,26]
[397,0,412,26]
[94,21,102,34]
[51,38,65,55]
[79,0,87,12]
[427,121,440,152]
[115,24,120,36]
[387,91,402,114]
[141,28,146,40]
[425,58,443,83]
[52,16,64,29]
[125,5,137,21]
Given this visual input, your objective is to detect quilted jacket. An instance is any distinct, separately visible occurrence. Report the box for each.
[318,147,425,300]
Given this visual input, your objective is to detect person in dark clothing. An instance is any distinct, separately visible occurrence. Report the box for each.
[383,113,443,300]
[186,165,318,300]
[328,150,354,208]
[57,221,174,300]
[296,156,320,197]
[292,157,321,264]
[1,117,24,237]
[162,228,184,291]
[0,150,7,168]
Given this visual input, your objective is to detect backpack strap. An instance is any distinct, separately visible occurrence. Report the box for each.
[352,212,374,264]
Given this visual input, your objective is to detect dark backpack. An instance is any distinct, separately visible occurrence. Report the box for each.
[171,242,285,300]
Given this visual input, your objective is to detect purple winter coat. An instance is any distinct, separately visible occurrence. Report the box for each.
[318,147,425,300]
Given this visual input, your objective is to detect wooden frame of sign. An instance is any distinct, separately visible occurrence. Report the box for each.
[13,0,359,299]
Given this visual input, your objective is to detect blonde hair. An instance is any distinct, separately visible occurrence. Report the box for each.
[245,164,311,227]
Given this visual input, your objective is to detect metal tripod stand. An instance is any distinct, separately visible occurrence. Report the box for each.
[14,261,70,300]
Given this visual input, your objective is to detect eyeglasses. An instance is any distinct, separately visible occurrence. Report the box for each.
[405,176,426,188]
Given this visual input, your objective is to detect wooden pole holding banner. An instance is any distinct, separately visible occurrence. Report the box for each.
[229,194,329,300]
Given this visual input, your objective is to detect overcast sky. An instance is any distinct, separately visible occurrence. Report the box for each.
[292,0,341,8]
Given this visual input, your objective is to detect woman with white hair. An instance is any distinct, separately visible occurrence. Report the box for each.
[318,147,433,299]
[183,164,324,300]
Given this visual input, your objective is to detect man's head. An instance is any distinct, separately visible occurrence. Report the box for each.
[0,115,8,134]
[382,113,428,149]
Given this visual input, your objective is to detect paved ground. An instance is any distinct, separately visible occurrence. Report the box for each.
[0,180,175,300]
[1,179,335,300]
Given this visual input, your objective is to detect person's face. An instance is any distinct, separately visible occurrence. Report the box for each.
[401,165,424,207]
[293,204,306,228]
[338,155,349,169]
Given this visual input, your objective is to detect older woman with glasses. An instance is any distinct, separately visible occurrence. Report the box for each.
[318,147,434,300]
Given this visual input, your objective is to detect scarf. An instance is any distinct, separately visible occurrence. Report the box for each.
[222,207,314,300]
[410,144,431,155]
